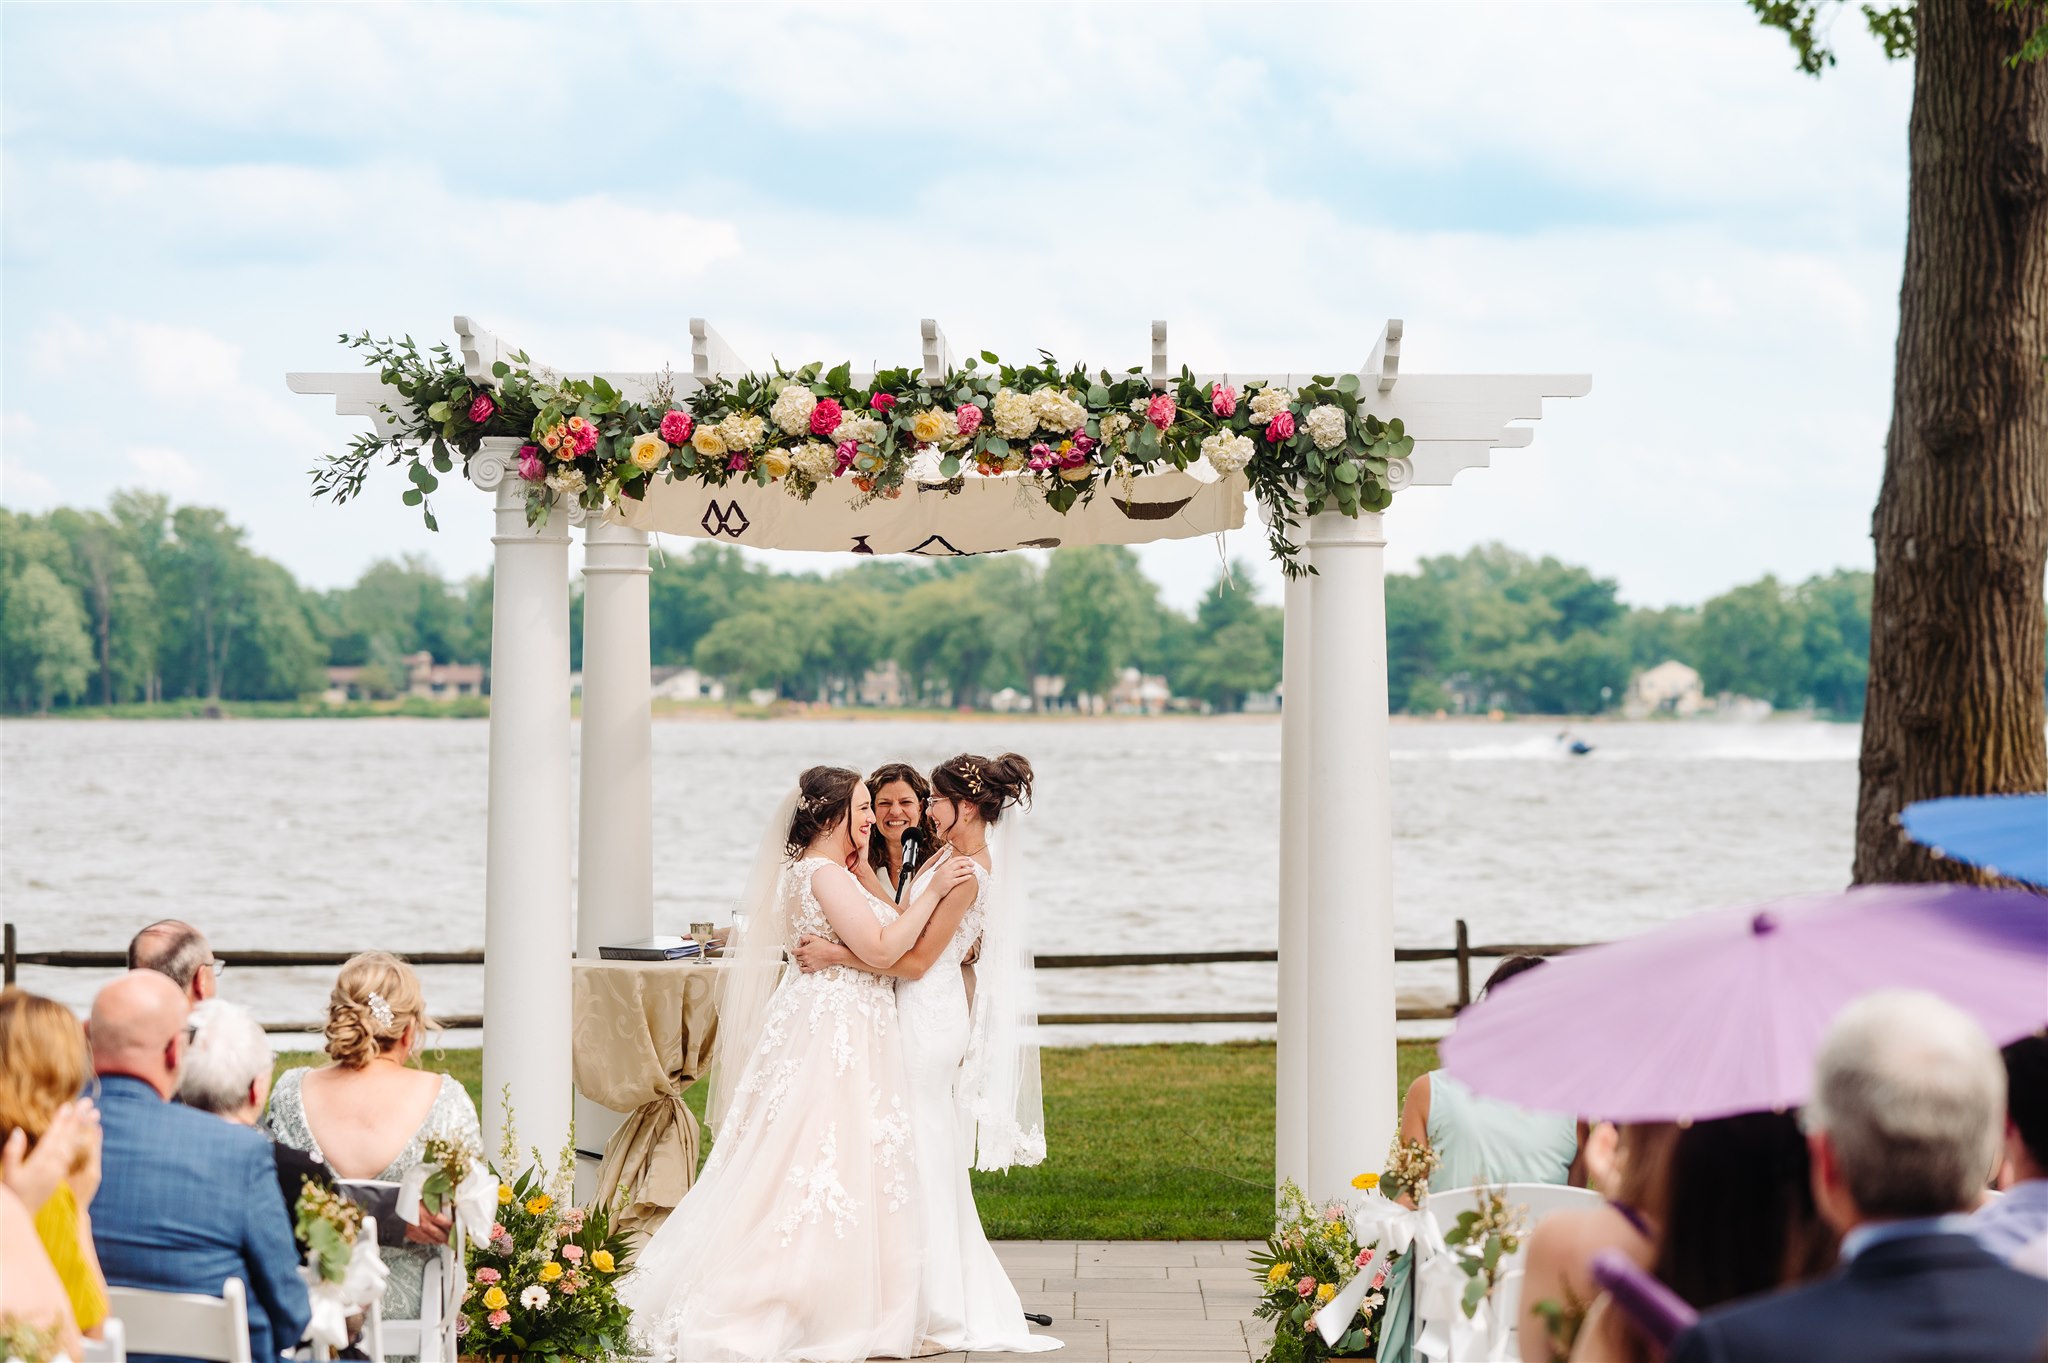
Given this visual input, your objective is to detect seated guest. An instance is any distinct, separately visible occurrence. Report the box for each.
[2,1182,82,1360]
[0,989,109,1344]
[127,919,223,1008]
[86,970,308,1363]
[1570,1111,1836,1362]
[1973,1034,2047,1270]
[266,953,476,1328]
[1671,990,2048,1363]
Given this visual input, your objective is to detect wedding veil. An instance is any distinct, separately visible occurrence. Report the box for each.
[959,807,1047,1170]
[704,785,800,1136]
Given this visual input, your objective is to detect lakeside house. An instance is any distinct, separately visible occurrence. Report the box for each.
[1624,659,1707,718]
[324,651,484,703]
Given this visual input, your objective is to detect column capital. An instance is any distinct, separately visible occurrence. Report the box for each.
[1304,509,1387,550]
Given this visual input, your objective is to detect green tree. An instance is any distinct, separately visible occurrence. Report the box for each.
[1796,569,1874,717]
[1039,547,1161,703]
[1620,605,1701,672]
[2,561,94,711]
[1183,620,1281,711]
[694,612,801,695]
[1695,577,1807,707]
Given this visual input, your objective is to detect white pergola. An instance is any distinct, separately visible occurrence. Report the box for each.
[289,318,1588,1202]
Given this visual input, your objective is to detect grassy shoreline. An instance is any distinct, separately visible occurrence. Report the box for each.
[275,1040,1436,1240]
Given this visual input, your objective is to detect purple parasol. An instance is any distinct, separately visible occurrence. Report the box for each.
[1438,883,2048,1124]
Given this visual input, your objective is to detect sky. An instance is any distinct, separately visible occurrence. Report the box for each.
[0,2,1915,612]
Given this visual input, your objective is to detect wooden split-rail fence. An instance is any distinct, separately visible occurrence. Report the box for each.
[3,919,1590,1033]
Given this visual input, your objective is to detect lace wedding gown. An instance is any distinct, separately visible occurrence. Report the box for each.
[622,857,924,1362]
[899,860,1060,1354]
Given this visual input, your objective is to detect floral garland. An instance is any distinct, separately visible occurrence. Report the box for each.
[311,332,1416,574]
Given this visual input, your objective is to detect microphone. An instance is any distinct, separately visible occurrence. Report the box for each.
[1024,1312,1053,1327]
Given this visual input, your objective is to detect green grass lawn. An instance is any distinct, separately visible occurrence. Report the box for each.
[275,1040,1439,1241]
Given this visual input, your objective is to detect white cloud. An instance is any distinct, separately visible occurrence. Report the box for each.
[124,444,203,493]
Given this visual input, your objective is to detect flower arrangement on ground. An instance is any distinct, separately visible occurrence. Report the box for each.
[1249,1179,1395,1362]
[316,332,1417,574]
[456,1118,635,1362]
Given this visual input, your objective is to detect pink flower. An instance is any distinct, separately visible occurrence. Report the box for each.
[834,440,859,476]
[1027,443,1055,472]
[456,1315,471,1337]
[869,393,897,413]
[488,1309,511,1329]
[659,410,693,444]
[561,1245,584,1263]
[1323,1205,1345,1222]
[562,1276,579,1294]
[474,1267,502,1284]
[1145,393,1177,429]
[1265,410,1296,442]
[809,398,843,436]
[516,445,545,483]
[1296,1276,1316,1298]
[572,422,599,455]
[492,1233,513,1254]
[1355,1248,1375,1269]
[489,1224,506,1241]
[469,393,496,425]
[1371,1266,1389,1290]
[955,404,983,436]
[1211,384,1238,417]
[728,452,749,471]
[562,1207,585,1231]
[1306,1313,1319,1333]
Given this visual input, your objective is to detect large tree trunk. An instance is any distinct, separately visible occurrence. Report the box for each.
[1854,0,2048,883]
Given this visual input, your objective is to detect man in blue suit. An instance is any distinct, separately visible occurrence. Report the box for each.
[1671,990,2048,1363]
[87,971,308,1363]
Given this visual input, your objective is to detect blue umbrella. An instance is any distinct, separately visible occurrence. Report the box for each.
[1900,794,2048,888]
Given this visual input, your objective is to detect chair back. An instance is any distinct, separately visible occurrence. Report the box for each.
[79,1317,125,1363]
[1415,1183,1601,1363]
[104,1277,251,1363]
[342,1178,457,1363]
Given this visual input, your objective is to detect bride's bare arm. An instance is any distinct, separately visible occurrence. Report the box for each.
[812,857,974,968]
[797,881,976,980]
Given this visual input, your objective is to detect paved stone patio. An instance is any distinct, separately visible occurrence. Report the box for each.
[931,1241,1273,1363]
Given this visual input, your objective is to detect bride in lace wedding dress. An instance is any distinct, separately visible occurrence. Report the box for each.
[621,766,976,1363]
[799,752,1060,1355]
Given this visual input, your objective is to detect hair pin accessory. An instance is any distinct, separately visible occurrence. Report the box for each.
[366,992,396,1029]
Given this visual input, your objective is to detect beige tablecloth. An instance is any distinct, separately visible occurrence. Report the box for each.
[571,958,730,1240]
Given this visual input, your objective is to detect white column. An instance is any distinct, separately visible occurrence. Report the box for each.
[1276,555,1312,1191]
[473,440,574,1165]
[573,519,653,1180]
[1303,509,1396,1202]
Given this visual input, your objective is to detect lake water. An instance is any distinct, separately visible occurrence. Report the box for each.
[0,716,1860,1043]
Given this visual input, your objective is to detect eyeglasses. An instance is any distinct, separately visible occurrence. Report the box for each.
[205,957,228,978]
[181,1022,198,1046]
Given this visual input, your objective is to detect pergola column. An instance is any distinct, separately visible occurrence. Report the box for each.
[1303,509,1396,1201]
[1275,553,1312,1190]
[473,440,574,1163]
[573,519,654,1167]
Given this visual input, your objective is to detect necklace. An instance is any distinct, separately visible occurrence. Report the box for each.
[952,839,988,857]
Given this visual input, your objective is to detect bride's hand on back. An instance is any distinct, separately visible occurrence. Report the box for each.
[793,933,853,974]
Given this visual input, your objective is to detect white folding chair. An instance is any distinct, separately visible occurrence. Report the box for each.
[307,1215,386,1363]
[105,1277,251,1363]
[79,1317,125,1363]
[1416,1183,1600,1363]
[343,1180,458,1363]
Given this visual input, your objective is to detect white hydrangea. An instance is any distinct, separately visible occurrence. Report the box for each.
[1032,387,1087,435]
[1201,431,1256,475]
[792,441,835,480]
[835,413,884,446]
[991,388,1039,442]
[1305,404,1347,451]
[769,384,817,436]
[719,413,766,450]
[1100,411,1133,444]
[1248,387,1294,426]
[546,467,587,497]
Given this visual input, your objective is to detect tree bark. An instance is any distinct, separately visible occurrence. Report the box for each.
[1855,0,2048,883]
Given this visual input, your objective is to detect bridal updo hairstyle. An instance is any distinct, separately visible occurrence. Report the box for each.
[324,950,433,1069]
[930,752,1034,825]
[786,765,863,857]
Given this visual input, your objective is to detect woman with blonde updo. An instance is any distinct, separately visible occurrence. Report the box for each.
[263,952,479,1332]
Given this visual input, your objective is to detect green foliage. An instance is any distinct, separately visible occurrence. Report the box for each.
[1748,0,2045,72]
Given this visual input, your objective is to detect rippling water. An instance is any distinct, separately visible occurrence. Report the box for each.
[1,716,1859,1042]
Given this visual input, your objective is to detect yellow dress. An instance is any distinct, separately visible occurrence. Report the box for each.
[33,1180,108,1334]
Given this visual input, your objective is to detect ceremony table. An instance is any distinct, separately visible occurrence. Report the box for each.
[570,956,737,1239]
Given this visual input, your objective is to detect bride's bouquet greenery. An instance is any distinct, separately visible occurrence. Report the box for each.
[1249,1180,1396,1362]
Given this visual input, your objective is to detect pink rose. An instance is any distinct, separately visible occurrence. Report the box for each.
[1211,384,1238,417]
[1265,410,1296,442]
[1145,393,1176,429]
[475,1267,502,1284]
[834,440,859,476]
[1306,1314,1319,1333]
[1027,443,1055,472]
[809,398,843,436]
[1355,1248,1375,1269]
[562,1207,585,1231]
[955,404,983,436]
[457,1314,471,1337]
[488,1309,511,1329]
[489,1224,506,1241]
[1371,1265,1389,1290]
[469,393,496,424]
[572,423,599,455]
[1296,1277,1316,1298]
[562,1276,579,1294]
[870,393,897,413]
[517,445,545,483]
[561,1245,583,1263]
[659,409,693,444]
[728,452,749,471]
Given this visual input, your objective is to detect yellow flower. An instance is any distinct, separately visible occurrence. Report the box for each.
[481,1285,508,1311]
[629,432,668,471]
[1265,1261,1293,1287]
[1352,1172,1380,1191]
[1317,1282,1337,1304]
[760,449,792,480]
[910,408,949,444]
[538,1261,563,1283]
[525,1194,552,1217]
[591,1249,616,1273]
[498,1185,513,1204]
[691,426,729,458]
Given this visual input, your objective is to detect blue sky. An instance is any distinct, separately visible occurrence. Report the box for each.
[1,3,1914,610]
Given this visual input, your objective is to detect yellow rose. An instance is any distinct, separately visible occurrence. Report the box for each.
[526,1194,552,1216]
[482,1285,508,1311]
[760,449,792,480]
[691,426,729,458]
[538,1261,563,1283]
[910,408,948,444]
[591,1249,616,1273]
[629,432,668,471]
[498,1184,513,1204]
[1265,1261,1293,1287]
[1351,1172,1380,1191]
[1317,1282,1337,1304]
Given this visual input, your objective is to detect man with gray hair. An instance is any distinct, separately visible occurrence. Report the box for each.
[126,919,222,1007]
[1672,989,2048,1363]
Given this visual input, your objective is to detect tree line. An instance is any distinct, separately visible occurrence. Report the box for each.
[1,493,1878,716]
